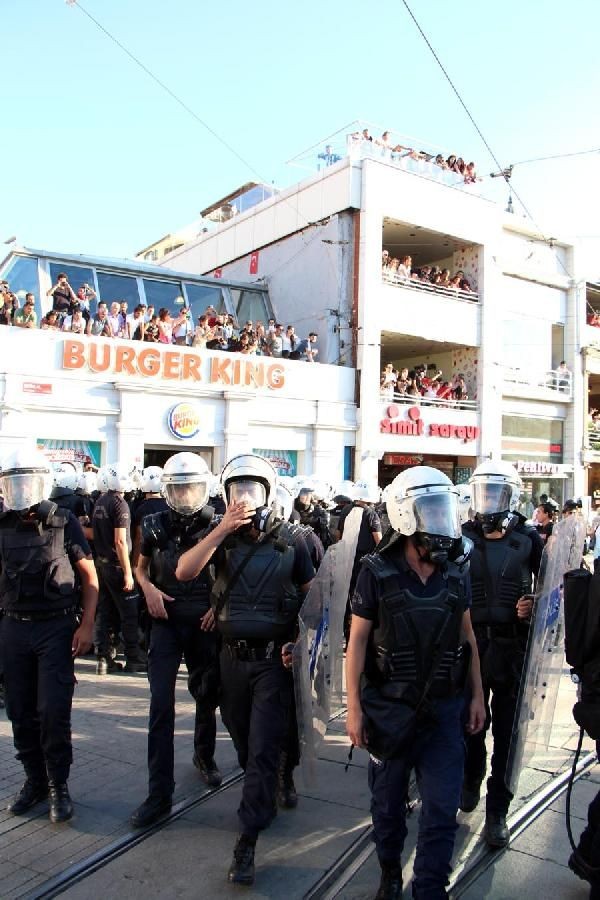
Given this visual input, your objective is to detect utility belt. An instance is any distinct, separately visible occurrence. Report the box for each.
[1,606,78,623]
[224,638,285,662]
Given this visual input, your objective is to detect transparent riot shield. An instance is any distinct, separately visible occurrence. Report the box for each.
[506,515,586,792]
[292,506,362,781]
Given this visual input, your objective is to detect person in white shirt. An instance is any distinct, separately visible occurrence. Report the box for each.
[172,307,193,346]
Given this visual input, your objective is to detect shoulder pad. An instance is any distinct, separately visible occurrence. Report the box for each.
[362,550,394,578]
[142,511,169,548]
[38,501,64,527]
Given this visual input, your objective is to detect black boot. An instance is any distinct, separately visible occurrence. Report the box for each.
[48,782,73,823]
[459,780,481,813]
[569,848,600,885]
[96,656,123,675]
[277,769,298,809]
[228,834,256,885]
[375,863,402,900]
[483,811,510,848]
[130,794,172,828]
[193,755,222,788]
[8,778,49,815]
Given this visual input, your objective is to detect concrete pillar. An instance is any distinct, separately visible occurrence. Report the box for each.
[222,392,251,462]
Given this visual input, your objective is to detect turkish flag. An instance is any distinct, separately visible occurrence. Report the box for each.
[249,251,259,275]
[213,268,222,279]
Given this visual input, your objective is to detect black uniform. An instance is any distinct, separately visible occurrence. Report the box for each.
[212,528,314,836]
[0,506,91,785]
[339,502,382,635]
[140,509,218,798]
[352,539,471,897]
[50,487,87,518]
[462,516,543,815]
[93,490,145,667]
[291,499,332,550]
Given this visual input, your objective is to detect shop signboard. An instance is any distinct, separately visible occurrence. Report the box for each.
[253,449,298,477]
[380,404,480,444]
[167,402,201,440]
[37,439,101,467]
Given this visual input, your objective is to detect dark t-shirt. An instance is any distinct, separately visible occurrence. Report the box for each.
[133,496,169,531]
[52,286,72,314]
[92,491,131,562]
[338,503,382,556]
[351,539,471,628]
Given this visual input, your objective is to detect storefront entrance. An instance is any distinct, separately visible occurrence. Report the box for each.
[144,445,213,470]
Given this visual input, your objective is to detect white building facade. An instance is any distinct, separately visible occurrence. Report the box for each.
[157,146,584,506]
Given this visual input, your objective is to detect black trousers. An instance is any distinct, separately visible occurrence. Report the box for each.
[147,618,218,797]
[463,631,526,815]
[219,648,292,837]
[95,561,144,664]
[0,614,76,783]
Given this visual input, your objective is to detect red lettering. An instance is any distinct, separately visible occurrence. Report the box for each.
[210,357,231,385]
[267,365,285,389]
[138,348,161,376]
[114,346,136,375]
[163,351,181,380]
[244,362,265,388]
[182,354,202,382]
[89,342,111,373]
[429,424,439,437]
[232,359,241,385]
[62,339,85,370]
[381,419,391,433]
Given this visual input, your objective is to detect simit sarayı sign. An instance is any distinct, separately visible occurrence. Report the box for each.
[380,405,480,444]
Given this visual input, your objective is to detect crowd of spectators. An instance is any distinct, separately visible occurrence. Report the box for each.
[348,129,480,185]
[380,362,470,405]
[587,310,600,328]
[381,251,476,295]
[0,278,320,362]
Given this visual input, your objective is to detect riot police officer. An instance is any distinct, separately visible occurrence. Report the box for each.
[176,454,314,886]
[131,465,167,569]
[337,480,383,639]
[291,480,332,550]
[461,460,543,847]
[50,462,88,517]
[346,466,484,900]
[131,453,221,828]
[92,461,146,675]
[0,447,98,822]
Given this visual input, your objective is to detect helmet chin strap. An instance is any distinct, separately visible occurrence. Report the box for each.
[478,511,513,535]
[414,532,452,564]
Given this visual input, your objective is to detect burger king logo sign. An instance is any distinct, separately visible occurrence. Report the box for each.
[167,403,201,440]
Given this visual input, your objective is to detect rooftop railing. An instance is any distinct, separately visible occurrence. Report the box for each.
[382,270,479,303]
[382,391,479,411]
[503,366,573,399]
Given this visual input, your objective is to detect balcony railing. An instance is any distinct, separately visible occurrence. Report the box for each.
[588,428,600,450]
[381,391,479,411]
[382,271,479,303]
[348,139,481,192]
[503,367,572,399]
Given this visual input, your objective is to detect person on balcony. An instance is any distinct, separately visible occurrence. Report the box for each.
[556,360,571,391]
[397,256,412,280]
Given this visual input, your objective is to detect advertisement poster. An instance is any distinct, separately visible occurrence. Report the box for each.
[253,448,297,477]
[37,438,102,468]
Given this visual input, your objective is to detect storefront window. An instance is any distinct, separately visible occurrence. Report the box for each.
[49,263,95,304]
[236,290,272,326]
[97,272,141,309]
[253,449,297,477]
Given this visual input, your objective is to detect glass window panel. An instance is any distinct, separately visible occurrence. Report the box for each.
[184,283,225,321]
[96,272,141,310]
[142,279,184,313]
[0,255,40,318]
[49,263,95,302]
[236,290,271,328]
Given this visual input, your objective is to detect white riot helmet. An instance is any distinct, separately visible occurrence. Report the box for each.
[456,483,473,525]
[0,447,53,511]
[386,466,462,563]
[334,480,355,504]
[96,466,109,493]
[208,473,223,499]
[161,452,210,516]
[52,461,79,493]
[221,454,277,510]
[273,482,294,522]
[469,460,522,533]
[78,470,98,495]
[104,461,134,493]
[141,466,163,494]
[353,480,381,504]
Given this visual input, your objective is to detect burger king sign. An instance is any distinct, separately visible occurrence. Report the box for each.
[167,403,201,440]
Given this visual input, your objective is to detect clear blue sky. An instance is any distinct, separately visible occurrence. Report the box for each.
[2,0,599,268]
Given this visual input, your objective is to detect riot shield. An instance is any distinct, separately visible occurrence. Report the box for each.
[506,515,586,792]
[292,506,362,781]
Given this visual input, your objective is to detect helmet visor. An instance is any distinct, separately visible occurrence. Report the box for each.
[227,480,266,509]
[1,473,47,511]
[472,482,513,515]
[163,481,208,515]
[413,493,461,539]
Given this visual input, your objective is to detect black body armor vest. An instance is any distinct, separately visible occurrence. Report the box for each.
[363,553,466,700]
[212,534,300,641]
[464,522,533,625]
[143,511,212,612]
[0,509,76,612]
[51,488,85,517]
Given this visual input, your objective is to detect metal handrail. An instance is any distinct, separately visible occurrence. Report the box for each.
[381,392,478,411]
[503,366,572,397]
[381,272,479,304]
